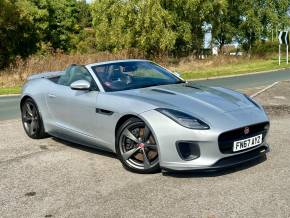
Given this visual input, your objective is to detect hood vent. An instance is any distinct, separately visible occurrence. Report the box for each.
[151,89,176,95]
[183,83,202,90]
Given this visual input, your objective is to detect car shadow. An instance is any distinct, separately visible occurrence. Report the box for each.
[51,137,117,159]
[162,155,267,178]
[50,137,267,177]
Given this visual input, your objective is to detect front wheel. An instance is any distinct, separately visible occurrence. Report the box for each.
[116,117,160,174]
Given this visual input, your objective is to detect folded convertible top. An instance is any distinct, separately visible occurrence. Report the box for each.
[27,71,64,81]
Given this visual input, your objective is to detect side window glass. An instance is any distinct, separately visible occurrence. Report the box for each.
[58,65,74,86]
[58,65,99,91]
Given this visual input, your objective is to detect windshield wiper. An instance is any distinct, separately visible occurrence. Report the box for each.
[140,83,164,89]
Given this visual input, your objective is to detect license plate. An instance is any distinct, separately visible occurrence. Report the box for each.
[233,134,262,152]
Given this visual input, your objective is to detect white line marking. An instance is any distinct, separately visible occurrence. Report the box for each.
[251,82,280,98]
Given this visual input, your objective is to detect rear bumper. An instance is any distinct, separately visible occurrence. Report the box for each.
[162,145,270,172]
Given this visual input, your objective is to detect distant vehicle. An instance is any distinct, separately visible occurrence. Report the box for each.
[229,52,243,56]
[20,60,270,173]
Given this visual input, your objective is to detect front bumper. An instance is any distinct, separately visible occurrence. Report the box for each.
[162,145,269,172]
[139,108,270,171]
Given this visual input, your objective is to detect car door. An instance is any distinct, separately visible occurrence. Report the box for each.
[46,65,102,145]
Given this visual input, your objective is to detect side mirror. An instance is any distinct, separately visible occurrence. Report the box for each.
[70,80,91,91]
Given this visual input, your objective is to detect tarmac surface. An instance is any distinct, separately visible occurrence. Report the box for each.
[0,81,290,217]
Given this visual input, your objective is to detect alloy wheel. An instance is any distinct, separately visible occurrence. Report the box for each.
[22,101,40,137]
[119,121,159,171]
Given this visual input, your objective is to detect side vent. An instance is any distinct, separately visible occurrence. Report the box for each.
[96,108,114,115]
[183,83,202,90]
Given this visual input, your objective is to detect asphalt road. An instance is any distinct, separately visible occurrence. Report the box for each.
[195,68,290,89]
[1,69,290,121]
[0,96,20,121]
[0,112,289,217]
[1,75,290,217]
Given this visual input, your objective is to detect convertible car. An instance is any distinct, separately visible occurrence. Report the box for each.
[20,59,270,173]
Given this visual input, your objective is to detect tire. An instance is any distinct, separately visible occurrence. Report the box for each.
[116,117,160,174]
[21,98,47,139]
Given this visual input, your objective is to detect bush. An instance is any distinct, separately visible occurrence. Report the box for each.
[252,41,279,56]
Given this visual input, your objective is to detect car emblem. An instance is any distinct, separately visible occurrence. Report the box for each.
[244,127,250,135]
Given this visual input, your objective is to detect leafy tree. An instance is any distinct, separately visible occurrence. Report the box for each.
[92,0,137,52]
[1,0,290,68]
[0,0,39,68]
[161,0,217,55]
[92,0,175,55]
[230,0,290,53]
[209,0,236,53]
[15,0,90,52]
[77,0,93,28]
[44,0,81,51]
[134,0,176,55]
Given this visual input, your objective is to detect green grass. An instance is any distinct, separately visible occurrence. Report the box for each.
[0,86,21,95]
[181,58,290,80]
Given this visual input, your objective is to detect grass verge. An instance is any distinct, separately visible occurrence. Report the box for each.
[181,58,289,80]
[0,86,21,95]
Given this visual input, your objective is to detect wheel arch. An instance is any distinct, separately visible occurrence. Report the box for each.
[20,95,34,109]
[20,95,45,125]
[115,114,140,137]
[114,113,160,152]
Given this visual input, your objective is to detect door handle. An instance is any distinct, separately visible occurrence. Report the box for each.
[48,93,56,98]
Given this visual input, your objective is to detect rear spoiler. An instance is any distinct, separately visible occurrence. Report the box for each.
[27,71,64,81]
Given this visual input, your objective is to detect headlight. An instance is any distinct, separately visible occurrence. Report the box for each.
[244,94,263,110]
[155,108,210,130]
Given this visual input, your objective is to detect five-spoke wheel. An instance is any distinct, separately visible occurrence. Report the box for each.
[21,98,46,139]
[116,117,159,173]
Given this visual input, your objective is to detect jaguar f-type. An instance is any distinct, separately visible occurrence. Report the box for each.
[20,60,270,173]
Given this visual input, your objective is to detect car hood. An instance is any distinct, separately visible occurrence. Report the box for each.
[113,83,254,114]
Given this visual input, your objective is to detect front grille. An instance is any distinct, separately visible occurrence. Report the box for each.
[218,122,269,154]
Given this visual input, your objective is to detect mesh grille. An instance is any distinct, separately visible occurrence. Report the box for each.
[218,122,269,154]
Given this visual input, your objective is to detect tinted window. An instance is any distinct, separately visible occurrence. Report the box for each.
[91,61,182,92]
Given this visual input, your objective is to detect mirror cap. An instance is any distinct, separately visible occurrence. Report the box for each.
[70,80,91,90]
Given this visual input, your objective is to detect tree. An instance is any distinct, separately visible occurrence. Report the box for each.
[92,0,137,52]
[231,0,290,53]
[16,0,90,52]
[1,0,290,68]
[92,0,176,56]
[0,0,39,68]
[209,0,236,53]
[161,0,217,55]
[44,0,81,51]
[76,0,92,28]
[134,0,176,55]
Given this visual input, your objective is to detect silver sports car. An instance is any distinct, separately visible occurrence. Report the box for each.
[20,59,270,173]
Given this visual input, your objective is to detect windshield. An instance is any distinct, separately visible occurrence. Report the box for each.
[91,61,183,92]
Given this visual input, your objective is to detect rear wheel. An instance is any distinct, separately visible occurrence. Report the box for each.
[116,117,160,173]
[21,98,47,139]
